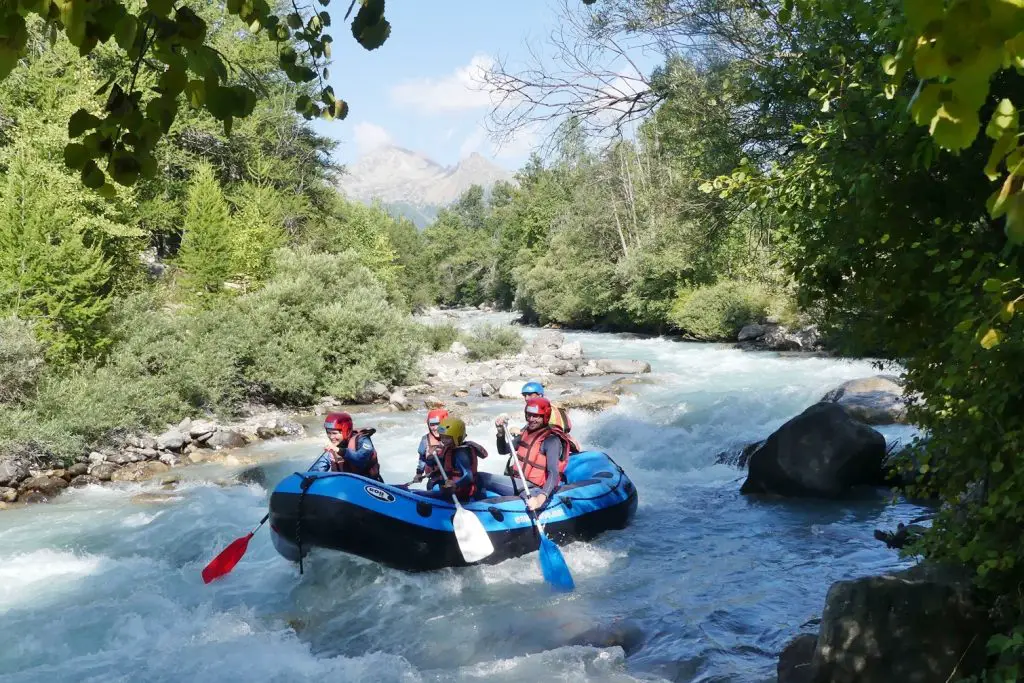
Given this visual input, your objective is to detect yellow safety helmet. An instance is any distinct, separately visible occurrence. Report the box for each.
[437,416,466,445]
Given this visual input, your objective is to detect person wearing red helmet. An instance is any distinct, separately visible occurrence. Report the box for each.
[411,408,448,484]
[308,412,382,482]
[482,397,576,510]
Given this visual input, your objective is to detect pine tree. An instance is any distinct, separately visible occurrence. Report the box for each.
[230,158,287,287]
[0,148,113,363]
[177,162,234,297]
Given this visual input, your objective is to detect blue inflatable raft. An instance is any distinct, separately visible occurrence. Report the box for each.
[268,451,638,571]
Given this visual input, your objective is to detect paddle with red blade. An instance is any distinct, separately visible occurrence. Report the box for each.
[202,512,269,584]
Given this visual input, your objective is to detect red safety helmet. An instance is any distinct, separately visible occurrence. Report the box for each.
[524,397,552,424]
[426,408,449,427]
[323,412,353,438]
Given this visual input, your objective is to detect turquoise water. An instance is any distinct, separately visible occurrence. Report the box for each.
[0,314,926,682]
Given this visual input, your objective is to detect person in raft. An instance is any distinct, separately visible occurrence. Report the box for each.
[411,408,448,485]
[482,397,577,511]
[421,416,488,502]
[308,412,383,482]
[494,382,580,473]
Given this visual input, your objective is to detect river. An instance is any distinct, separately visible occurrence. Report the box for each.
[0,311,927,682]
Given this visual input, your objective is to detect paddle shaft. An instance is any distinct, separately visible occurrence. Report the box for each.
[505,432,546,533]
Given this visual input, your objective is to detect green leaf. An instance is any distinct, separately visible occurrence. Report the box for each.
[63,143,91,170]
[881,54,897,76]
[1005,193,1024,244]
[992,459,1005,473]
[351,0,391,50]
[175,7,207,43]
[287,12,303,29]
[988,174,1016,218]
[110,154,141,186]
[68,108,100,138]
[983,278,1003,292]
[81,160,105,189]
[984,134,1016,180]
[114,15,137,51]
[980,328,1003,348]
[333,98,348,119]
[147,0,174,18]
[986,99,1019,139]
[930,96,981,151]
[910,83,942,127]
[904,0,945,32]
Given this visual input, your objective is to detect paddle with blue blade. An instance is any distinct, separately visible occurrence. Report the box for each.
[431,454,495,563]
[504,431,575,592]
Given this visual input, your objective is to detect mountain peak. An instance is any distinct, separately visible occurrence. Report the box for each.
[338,145,512,220]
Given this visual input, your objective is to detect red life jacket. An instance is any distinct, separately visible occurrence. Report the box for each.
[422,432,443,474]
[438,440,487,500]
[335,428,380,480]
[516,427,573,488]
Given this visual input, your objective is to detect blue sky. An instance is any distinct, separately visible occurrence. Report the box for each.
[311,1,658,172]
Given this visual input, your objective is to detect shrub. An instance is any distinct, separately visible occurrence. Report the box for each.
[0,317,44,405]
[462,323,523,360]
[418,322,461,352]
[668,280,774,340]
[236,247,421,403]
[0,247,423,463]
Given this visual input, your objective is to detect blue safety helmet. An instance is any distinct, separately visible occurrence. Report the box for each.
[521,381,544,397]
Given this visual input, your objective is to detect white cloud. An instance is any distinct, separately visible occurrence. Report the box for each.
[352,122,393,155]
[391,54,496,114]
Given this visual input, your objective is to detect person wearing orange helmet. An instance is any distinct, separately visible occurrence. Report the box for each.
[483,396,576,510]
[308,412,382,482]
[411,408,448,485]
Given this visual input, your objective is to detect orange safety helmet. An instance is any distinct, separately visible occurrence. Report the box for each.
[426,408,449,427]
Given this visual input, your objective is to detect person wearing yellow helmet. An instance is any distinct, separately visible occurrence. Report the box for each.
[421,416,489,502]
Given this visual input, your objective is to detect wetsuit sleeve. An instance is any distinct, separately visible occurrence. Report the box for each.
[497,431,521,455]
[416,435,428,474]
[451,449,472,488]
[540,435,564,498]
[345,435,375,469]
[308,450,332,472]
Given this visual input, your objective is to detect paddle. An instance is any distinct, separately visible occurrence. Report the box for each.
[431,453,494,563]
[202,512,269,584]
[504,431,575,592]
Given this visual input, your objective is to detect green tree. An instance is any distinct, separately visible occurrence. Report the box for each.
[0,0,392,191]
[177,162,234,296]
[0,145,130,363]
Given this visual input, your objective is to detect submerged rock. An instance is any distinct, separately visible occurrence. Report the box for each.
[741,402,886,498]
[111,461,170,482]
[555,392,619,411]
[595,359,651,374]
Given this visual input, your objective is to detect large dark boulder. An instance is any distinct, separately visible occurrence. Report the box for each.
[778,633,817,683]
[809,564,989,683]
[740,402,886,498]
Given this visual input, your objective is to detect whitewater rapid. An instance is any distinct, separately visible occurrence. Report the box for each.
[0,313,926,682]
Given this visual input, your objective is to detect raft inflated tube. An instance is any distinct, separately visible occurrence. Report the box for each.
[268,451,638,571]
